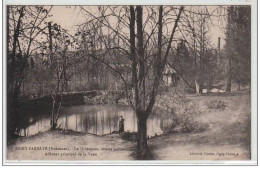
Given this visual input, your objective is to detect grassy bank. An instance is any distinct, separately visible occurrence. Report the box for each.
[149,89,251,160]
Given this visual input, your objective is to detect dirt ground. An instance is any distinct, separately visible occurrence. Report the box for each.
[7,131,136,160]
[6,90,251,161]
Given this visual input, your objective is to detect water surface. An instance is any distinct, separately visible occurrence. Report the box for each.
[24,104,173,137]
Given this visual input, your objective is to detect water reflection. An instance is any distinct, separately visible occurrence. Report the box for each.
[26,104,173,137]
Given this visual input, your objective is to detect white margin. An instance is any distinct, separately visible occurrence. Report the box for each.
[1,0,258,166]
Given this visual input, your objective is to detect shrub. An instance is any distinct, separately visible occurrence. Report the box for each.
[155,93,207,133]
[205,99,226,110]
[120,131,137,142]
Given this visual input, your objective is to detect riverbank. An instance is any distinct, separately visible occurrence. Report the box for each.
[7,90,251,161]
[19,90,125,115]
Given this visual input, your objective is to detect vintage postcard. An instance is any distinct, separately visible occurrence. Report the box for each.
[2,0,258,165]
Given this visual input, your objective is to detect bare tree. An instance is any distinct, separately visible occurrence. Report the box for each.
[78,5,184,159]
[170,6,220,94]
[7,6,52,138]
[47,22,74,130]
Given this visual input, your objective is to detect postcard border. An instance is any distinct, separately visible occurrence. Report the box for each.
[1,0,258,166]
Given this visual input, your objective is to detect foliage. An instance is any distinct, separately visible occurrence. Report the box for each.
[205,99,226,110]
[7,6,52,139]
[155,92,207,133]
[120,131,137,142]
[225,6,251,89]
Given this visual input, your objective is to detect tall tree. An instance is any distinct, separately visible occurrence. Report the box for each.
[79,5,184,159]
[7,6,52,139]
[46,22,75,129]
[167,6,220,94]
[225,6,251,91]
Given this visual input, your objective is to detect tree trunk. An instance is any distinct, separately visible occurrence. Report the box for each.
[137,119,147,150]
[195,79,200,95]
[50,99,57,130]
[136,111,151,160]
[237,65,241,91]
[7,6,10,55]
[226,75,231,92]
[199,82,204,94]
[226,57,232,92]
[136,6,146,109]
[7,7,24,140]
[238,81,241,91]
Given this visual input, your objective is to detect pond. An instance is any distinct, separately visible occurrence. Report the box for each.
[23,104,173,137]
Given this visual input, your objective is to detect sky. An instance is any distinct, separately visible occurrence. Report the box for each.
[47,6,226,49]
[48,6,84,32]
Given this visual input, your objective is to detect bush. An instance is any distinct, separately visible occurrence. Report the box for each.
[205,99,226,110]
[120,131,137,142]
[155,93,207,133]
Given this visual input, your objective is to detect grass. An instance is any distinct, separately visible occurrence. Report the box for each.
[205,99,227,110]
[148,90,251,160]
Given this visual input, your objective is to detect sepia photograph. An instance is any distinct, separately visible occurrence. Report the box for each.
[2,0,257,165]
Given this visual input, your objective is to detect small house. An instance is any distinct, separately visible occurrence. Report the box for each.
[162,64,178,86]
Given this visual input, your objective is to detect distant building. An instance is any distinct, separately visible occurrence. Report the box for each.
[162,64,178,86]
